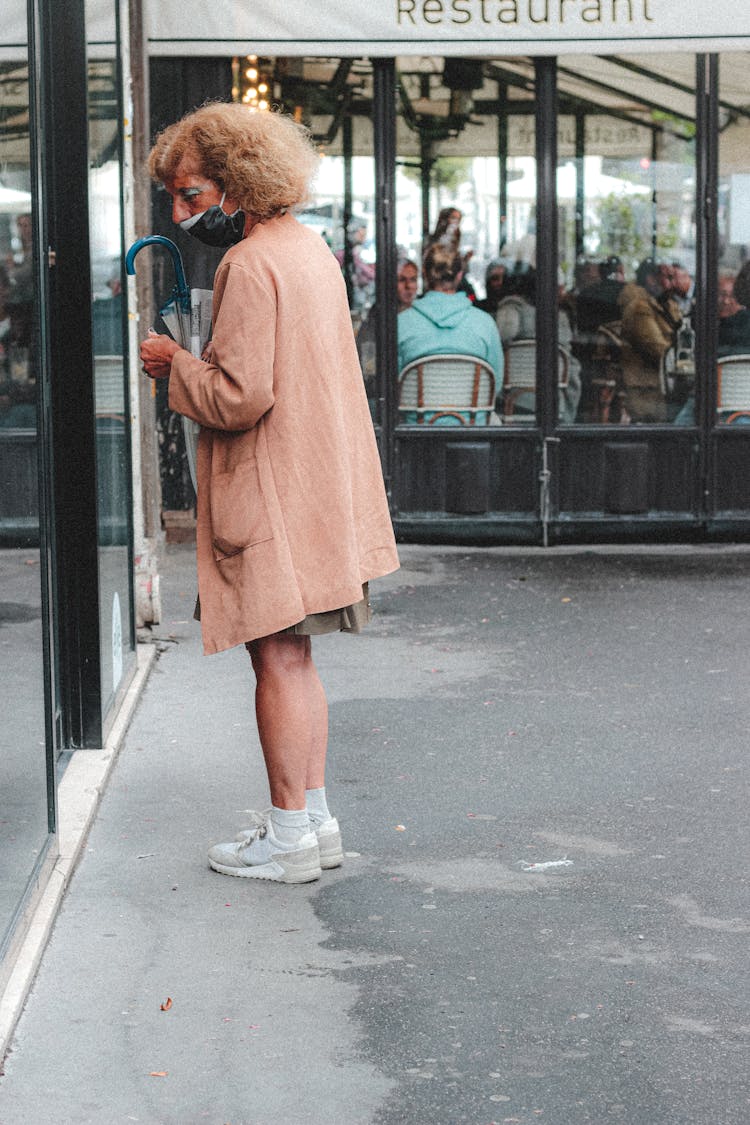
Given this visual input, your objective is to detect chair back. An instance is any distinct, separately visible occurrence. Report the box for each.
[502,339,570,420]
[397,354,496,425]
[717,355,750,415]
[589,320,625,423]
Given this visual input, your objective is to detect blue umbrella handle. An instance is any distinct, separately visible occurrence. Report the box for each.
[125,235,190,312]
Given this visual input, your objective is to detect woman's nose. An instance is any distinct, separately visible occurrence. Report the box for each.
[171,197,191,224]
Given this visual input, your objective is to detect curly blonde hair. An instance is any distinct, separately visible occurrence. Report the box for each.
[148,103,319,220]
[423,243,463,289]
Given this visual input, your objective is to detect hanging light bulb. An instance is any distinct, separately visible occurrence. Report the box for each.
[238,55,271,112]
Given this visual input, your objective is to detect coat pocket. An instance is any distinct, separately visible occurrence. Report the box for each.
[210,458,274,561]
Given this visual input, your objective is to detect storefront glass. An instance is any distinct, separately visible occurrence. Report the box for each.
[86,0,135,719]
[0,2,52,953]
[393,57,536,429]
[557,55,697,427]
[717,52,750,426]
[143,38,750,541]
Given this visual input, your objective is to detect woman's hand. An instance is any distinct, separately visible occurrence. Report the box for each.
[140,329,182,379]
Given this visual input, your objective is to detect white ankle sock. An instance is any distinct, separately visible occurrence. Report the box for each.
[269,806,310,845]
[305,787,331,824]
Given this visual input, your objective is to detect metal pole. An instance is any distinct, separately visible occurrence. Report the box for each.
[497,82,508,253]
[342,113,354,307]
[535,57,559,434]
[575,110,585,262]
[535,57,560,544]
[372,59,398,504]
[695,54,719,521]
[650,129,659,259]
[420,134,432,246]
[127,0,163,628]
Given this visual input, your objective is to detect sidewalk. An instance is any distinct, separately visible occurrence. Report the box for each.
[1,542,749,1124]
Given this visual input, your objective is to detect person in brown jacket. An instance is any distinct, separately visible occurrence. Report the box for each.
[141,104,399,883]
[618,258,683,423]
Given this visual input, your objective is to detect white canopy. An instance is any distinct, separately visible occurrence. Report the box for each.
[144,0,750,56]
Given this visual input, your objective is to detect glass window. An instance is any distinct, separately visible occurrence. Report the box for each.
[394,58,520,428]
[558,55,697,426]
[0,4,52,946]
[717,52,750,426]
[86,1,135,717]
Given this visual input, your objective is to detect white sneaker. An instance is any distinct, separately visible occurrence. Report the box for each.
[236,809,344,870]
[209,815,321,882]
[309,814,344,870]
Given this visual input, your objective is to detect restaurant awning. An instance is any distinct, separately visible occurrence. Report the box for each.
[145,0,750,58]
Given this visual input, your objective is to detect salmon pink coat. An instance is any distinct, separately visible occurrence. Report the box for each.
[168,213,399,654]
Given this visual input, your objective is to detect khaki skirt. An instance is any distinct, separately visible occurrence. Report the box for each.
[195,584,371,638]
[279,583,371,636]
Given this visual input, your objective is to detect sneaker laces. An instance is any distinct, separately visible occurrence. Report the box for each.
[238,809,270,845]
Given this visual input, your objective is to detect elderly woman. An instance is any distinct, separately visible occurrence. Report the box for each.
[141,104,399,883]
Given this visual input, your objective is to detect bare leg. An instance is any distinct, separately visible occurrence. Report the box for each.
[246,633,329,809]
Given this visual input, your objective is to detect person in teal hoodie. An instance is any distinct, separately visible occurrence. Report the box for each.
[398,243,503,398]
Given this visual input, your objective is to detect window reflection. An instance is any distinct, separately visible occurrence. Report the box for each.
[1,206,36,430]
[395,59,521,427]
[86,6,134,711]
[0,12,51,951]
[716,52,750,426]
[556,57,697,426]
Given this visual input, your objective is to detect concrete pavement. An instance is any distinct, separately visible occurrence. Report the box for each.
[1,542,749,1124]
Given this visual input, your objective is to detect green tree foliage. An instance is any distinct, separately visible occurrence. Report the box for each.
[401,156,472,196]
[589,192,681,266]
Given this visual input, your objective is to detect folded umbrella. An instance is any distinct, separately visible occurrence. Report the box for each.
[125,235,212,492]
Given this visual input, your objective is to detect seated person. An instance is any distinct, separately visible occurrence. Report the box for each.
[619,258,682,423]
[0,271,36,429]
[676,273,750,426]
[495,265,581,423]
[357,257,419,399]
[398,243,502,375]
[670,261,695,318]
[475,259,510,315]
[679,272,750,425]
[397,244,502,422]
[396,257,419,313]
[570,256,626,421]
[733,260,750,308]
[423,206,476,300]
[574,256,626,336]
[335,217,375,310]
[717,272,750,356]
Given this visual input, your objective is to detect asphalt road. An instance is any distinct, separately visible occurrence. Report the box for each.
[1,543,749,1125]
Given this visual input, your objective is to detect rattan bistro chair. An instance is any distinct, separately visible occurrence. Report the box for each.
[501,339,570,422]
[717,354,750,423]
[397,354,496,425]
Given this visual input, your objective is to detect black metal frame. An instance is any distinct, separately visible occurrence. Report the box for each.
[42,0,102,746]
[372,58,399,502]
[27,0,57,827]
[695,55,719,500]
[111,0,137,716]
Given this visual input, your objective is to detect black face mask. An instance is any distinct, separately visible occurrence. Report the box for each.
[180,194,245,247]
